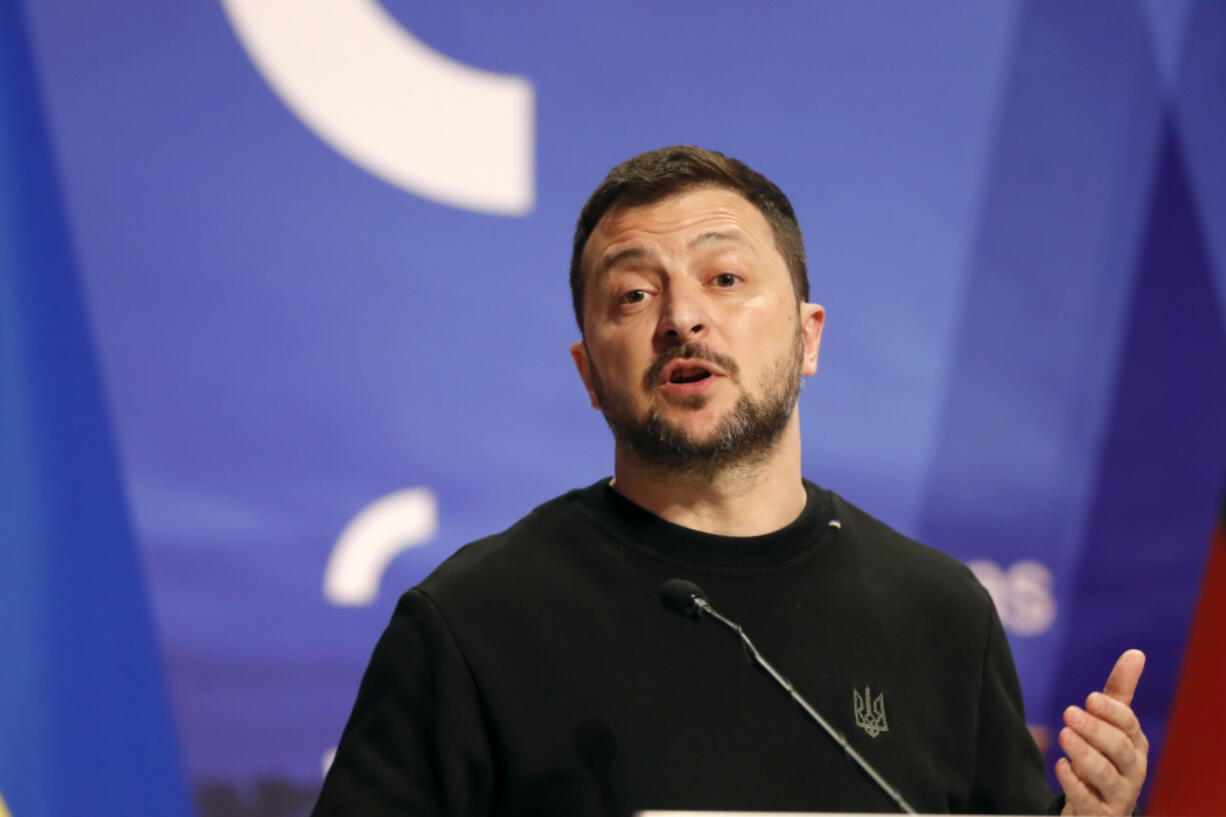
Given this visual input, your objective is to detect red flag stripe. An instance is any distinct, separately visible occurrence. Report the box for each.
[1149,514,1226,814]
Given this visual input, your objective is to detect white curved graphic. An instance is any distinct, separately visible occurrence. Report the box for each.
[324,487,438,606]
[220,0,534,215]
[967,558,1057,637]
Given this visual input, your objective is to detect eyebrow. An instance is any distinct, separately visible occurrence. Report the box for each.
[687,229,752,252]
[597,230,753,274]
[599,246,652,274]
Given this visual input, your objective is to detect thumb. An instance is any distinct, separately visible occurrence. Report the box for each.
[1103,648,1146,706]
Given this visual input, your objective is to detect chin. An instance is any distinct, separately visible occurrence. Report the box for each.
[665,418,732,446]
[658,405,721,427]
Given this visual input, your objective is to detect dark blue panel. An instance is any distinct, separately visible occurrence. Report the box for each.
[919,0,1164,716]
[1175,1,1226,320]
[1047,124,1226,807]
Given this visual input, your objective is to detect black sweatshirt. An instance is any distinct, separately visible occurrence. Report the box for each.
[314,479,1055,816]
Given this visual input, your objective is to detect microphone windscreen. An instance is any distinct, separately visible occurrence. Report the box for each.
[659,579,706,619]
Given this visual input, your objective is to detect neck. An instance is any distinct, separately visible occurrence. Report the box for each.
[610,419,807,536]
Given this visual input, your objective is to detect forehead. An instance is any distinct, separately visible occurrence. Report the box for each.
[583,186,778,272]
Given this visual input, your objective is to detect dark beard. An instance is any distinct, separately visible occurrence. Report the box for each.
[591,336,803,477]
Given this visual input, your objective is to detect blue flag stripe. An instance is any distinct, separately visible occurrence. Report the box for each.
[0,0,193,814]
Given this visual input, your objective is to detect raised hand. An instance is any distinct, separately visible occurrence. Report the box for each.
[1057,649,1148,816]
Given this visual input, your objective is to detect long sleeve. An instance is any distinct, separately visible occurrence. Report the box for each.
[313,589,494,817]
[965,597,1057,814]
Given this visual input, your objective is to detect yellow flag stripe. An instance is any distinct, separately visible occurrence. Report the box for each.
[0,789,10,817]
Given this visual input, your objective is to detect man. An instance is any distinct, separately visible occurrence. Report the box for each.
[314,146,1147,816]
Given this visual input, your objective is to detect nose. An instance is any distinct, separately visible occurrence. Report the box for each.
[654,283,708,349]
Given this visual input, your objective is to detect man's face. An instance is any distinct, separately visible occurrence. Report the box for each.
[570,186,824,473]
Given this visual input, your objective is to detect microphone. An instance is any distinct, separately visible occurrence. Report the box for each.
[659,578,706,619]
[658,579,917,814]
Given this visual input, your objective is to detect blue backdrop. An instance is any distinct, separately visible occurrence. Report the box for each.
[3,2,1225,815]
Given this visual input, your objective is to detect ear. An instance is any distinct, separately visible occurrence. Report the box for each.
[800,302,825,376]
[569,340,602,409]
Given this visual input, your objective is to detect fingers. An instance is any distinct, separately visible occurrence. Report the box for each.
[1062,705,1144,782]
[1058,723,1139,814]
[1055,756,1100,816]
[1056,651,1149,814]
[1102,649,1145,707]
[1084,691,1148,753]
[1056,650,1150,814]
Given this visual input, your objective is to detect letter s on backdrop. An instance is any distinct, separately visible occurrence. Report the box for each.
[968,558,1058,637]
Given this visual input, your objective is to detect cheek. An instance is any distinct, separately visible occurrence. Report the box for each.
[734,300,794,344]
[586,336,643,384]
[743,315,801,374]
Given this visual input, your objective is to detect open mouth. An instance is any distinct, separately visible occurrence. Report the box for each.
[668,365,713,384]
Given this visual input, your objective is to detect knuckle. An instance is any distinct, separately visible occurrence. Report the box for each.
[1090,751,1116,783]
[1111,733,1134,765]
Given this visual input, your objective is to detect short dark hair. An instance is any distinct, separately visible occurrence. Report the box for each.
[569,145,809,331]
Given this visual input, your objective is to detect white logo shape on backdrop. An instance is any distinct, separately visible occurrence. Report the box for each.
[323,487,438,606]
[219,0,534,215]
[967,559,1057,636]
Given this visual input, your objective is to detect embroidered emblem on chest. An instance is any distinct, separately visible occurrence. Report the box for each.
[853,686,889,738]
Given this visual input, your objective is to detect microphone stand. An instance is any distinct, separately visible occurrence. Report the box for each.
[691,595,917,815]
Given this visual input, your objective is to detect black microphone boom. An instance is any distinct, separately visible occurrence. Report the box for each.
[658,579,917,815]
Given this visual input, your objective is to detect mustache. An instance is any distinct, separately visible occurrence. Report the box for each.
[642,342,740,390]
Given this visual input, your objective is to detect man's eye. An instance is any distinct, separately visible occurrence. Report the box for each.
[620,289,648,304]
[714,273,740,287]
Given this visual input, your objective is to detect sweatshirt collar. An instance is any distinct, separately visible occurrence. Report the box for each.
[576,478,834,570]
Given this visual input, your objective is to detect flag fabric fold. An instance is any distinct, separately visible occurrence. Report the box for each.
[0,0,193,814]
[1149,478,1226,814]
